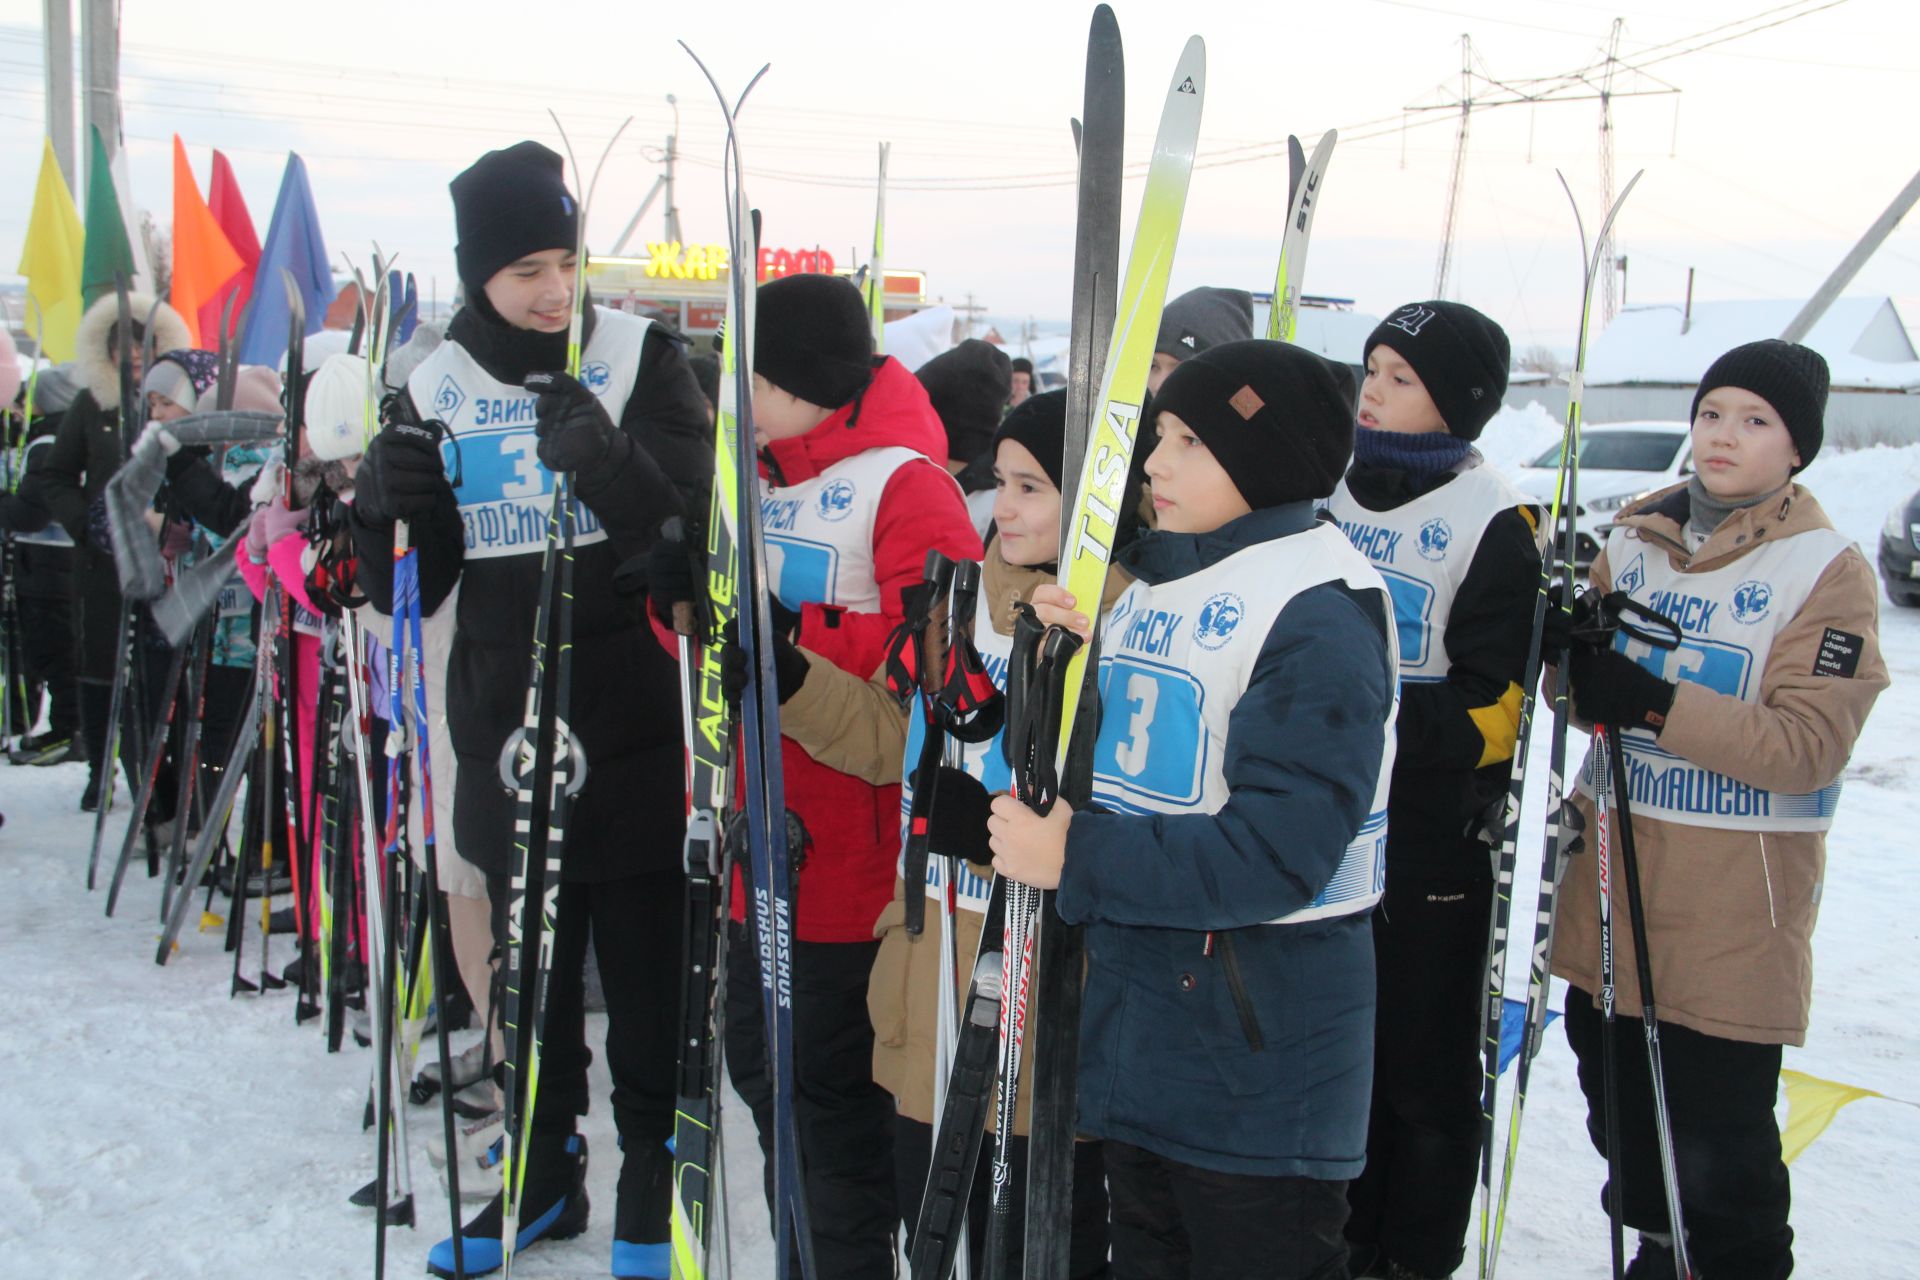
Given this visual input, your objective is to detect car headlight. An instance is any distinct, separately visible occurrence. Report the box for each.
[1586,490,1645,514]
[1886,506,1908,541]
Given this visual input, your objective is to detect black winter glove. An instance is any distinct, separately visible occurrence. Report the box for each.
[911,764,994,867]
[1568,644,1675,733]
[639,526,700,629]
[355,418,447,524]
[525,370,616,474]
[719,615,810,707]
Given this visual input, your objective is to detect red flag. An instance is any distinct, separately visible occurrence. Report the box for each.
[169,136,243,349]
[202,150,261,344]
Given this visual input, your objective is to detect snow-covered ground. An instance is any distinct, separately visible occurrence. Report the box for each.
[3,433,1917,1278]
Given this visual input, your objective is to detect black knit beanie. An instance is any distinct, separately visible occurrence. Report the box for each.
[1689,339,1829,470]
[1363,300,1510,441]
[1151,339,1357,508]
[1155,287,1256,363]
[918,339,1012,464]
[450,141,579,298]
[991,388,1068,490]
[754,273,875,409]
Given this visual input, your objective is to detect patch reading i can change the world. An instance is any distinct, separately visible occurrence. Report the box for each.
[1813,627,1863,679]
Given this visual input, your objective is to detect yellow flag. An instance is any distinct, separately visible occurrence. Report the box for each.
[16,138,86,362]
[1779,1068,1881,1165]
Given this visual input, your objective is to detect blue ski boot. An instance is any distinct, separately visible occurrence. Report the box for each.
[426,1131,588,1277]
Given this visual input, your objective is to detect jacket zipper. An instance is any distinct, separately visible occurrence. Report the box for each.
[1211,931,1265,1051]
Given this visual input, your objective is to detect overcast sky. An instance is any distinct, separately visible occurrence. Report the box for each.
[6,0,1920,351]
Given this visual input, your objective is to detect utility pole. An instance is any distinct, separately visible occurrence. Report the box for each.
[1781,166,1920,344]
[1598,18,1625,324]
[79,0,119,181]
[610,95,682,257]
[1432,35,1472,299]
[43,0,75,186]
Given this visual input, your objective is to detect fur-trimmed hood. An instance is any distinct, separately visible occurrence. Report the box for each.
[73,290,193,409]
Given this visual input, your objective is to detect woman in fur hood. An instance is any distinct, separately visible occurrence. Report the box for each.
[19,290,191,809]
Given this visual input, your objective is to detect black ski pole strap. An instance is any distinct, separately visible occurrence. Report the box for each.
[1001,601,1046,778]
[1005,622,1083,816]
[1058,637,1103,811]
[900,710,945,937]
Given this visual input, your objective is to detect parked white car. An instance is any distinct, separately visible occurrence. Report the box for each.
[1511,420,1694,574]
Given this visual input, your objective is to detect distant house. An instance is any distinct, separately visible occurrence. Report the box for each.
[1505,297,1920,447]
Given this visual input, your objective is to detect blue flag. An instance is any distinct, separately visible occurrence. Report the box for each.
[1498,996,1561,1075]
[236,152,335,367]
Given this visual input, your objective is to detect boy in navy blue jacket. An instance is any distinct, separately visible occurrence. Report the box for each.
[991,340,1398,1279]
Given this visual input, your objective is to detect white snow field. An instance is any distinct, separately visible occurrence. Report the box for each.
[3,428,1916,1278]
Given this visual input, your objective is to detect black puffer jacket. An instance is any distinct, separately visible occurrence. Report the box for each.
[2,427,75,602]
[351,304,711,882]
[18,292,194,680]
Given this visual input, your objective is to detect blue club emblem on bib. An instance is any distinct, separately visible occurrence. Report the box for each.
[434,374,466,419]
[1731,579,1773,624]
[1416,517,1453,562]
[1194,592,1245,651]
[580,361,612,394]
[817,479,857,522]
[1615,553,1646,598]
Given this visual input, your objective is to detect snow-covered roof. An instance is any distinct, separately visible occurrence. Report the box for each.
[1585,296,1920,391]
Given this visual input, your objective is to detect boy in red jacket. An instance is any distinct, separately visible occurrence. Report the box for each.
[660,274,981,1277]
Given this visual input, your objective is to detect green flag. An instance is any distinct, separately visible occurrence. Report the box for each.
[80,125,135,306]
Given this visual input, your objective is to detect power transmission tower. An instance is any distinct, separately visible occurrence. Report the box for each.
[1406,21,1681,308]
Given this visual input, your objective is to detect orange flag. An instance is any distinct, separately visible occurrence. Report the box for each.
[169,136,242,348]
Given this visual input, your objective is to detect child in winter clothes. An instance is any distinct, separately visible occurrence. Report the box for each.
[992,340,1399,1279]
[1549,340,1887,1279]
[1329,300,1544,1280]
[1147,285,1255,394]
[349,139,712,1280]
[653,271,982,1278]
[774,389,1124,1275]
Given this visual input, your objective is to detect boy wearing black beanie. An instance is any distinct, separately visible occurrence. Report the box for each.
[1327,298,1545,1279]
[990,340,1399,1278]
[1547,339,1885,1279]
[350,137,711,1279]
[652,270,981,1278]
[1149,285,1256,393]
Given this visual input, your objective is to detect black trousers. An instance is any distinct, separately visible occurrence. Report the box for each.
[894,1116,1112,1279]
[724,923,898,1280]
[1105,1141,1351,1280]
[1563,988,1793,1279]
[487,868,684,1240]
[1345,867,1491,1277]
[15,592,78,740]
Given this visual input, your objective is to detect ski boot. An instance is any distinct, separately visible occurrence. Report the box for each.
[426,1131,589,1278]
[412,1036,491,1103]
[611,1135,673,1279]
[427,1108,504,1202]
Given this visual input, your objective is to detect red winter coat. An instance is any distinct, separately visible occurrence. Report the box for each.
[736,356,982,942]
